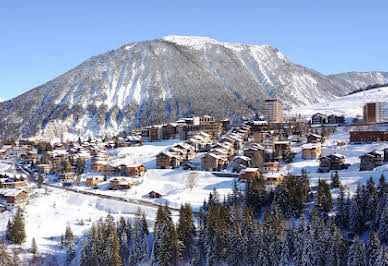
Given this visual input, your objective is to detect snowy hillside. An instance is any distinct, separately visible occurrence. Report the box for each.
[0,35,387,141]
[290,86,388,121]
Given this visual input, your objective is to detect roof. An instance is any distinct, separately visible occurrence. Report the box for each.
[233,155,251,161]
[241,168,260,173]
[0,189,27,197]
[307,133,321,138]
[302,143,321,149]
[273,141,290,144]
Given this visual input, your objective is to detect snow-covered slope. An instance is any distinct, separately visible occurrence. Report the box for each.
[291,86,388,121]
[0,35,387,141]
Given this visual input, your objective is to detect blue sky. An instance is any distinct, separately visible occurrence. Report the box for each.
[1,0,387,100]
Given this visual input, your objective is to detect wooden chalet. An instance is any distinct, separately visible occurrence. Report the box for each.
[86,177,100,187]
[306,133,322,143]
[302,143,322,159]
[0,189,29,210]
[239,168,261,181]
[149,190,163,199]
[263,162,279,173]
[360,151,383,171]
[156,151,182,169]
[319,154,347,172]
[121,164,147,177]
[109,177,131,190]
[201,153,228,171]
[243,143,265,167]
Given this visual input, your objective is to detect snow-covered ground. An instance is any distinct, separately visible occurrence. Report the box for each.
[288,86,388,121]
[0,186,168,265]
[46,139,236,211]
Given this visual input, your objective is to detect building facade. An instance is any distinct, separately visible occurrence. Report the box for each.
[263,99,283,123]
[363,102,384,123]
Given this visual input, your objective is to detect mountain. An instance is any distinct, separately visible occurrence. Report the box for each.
[0,35,387,141]
[289,86,388,122]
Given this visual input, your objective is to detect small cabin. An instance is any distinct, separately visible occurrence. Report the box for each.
[149,191,163,199]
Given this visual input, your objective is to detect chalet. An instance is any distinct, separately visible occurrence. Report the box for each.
[243,144,265,167]
[265,173,284,185]
[201,153,228,171]
[311,113,327,124]
[162,123,179,139]
[263,162,279,173]
[109,177,131,190]
[0,189,29,210]
[86,177,100,187]
[233,156,251,168]
[245,120,268,133]
[302,143,322,160]
[172,143,196,160]
[319,154,347,172]
[121,164,147,177]
[156,151,182,169]
[103,164,121,176]
[327,114,345,124]
[91,160,108,172]
[306,133,322,143]
[239,168,261,181]
[149,126,163,141]
[149,190,164,199]
[36,164,51,174]
[360,151,383,171]
[273,141,291,157]
[350,130,388,143]
[199,115,215,125]
[59,172,75,182]
[0,178,27,189]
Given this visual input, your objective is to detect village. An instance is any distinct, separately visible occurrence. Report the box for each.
[1,98,388,213]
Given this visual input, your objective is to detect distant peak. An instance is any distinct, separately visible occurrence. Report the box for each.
[162,35,223,48]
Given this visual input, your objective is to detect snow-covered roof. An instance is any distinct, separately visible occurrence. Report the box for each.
[302,143,321,149]
[0,189,26,197]
[241,168,260,173]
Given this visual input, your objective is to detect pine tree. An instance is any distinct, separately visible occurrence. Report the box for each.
[347,235,366,266]
[110,230,122,266]
[331,171,340,188]
[375,174,387,230]
[317,179,333,212]
[119,231,129,266]
[0,238,11,266]
[7,208,26,244]
[349,184,363,234]
[378,203,388,243]
[366,231,381,266]
[336,185,347,228]
[177,203,196,260]
[130,209,149,265]
[365,177,377,227]
[375,247,388,266]
[31,237,38,254]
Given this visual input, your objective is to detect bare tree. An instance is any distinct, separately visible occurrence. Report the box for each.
[186,171,199,190]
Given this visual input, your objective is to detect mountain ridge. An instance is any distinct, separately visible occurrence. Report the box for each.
[0,35,387,141]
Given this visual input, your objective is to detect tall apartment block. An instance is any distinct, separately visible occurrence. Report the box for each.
[363,102,384,123]
[263,99,283,122]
